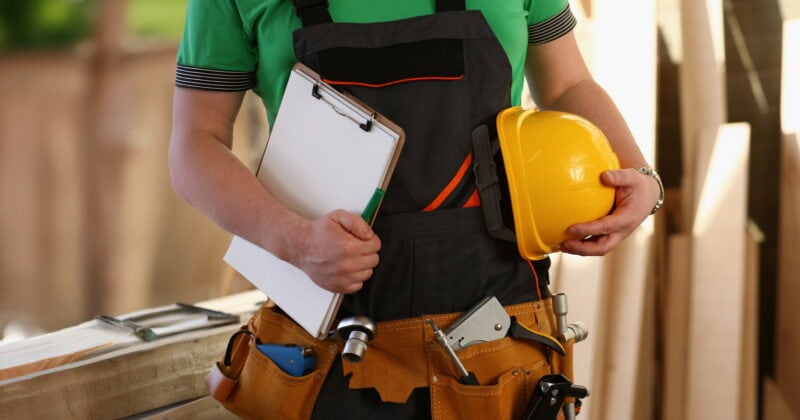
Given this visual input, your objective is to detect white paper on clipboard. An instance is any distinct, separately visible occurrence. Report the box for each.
[224,63,405,339]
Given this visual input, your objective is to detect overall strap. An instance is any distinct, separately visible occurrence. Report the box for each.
[292,0,332,26]
[292,0,466,27]
[472,125,517,243]
[436,0,466,12]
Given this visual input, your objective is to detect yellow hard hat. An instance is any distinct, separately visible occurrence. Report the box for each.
[495,107,620,260]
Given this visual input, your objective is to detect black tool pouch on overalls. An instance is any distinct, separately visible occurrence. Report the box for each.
[204,303,339,420]
[472,123,518,243]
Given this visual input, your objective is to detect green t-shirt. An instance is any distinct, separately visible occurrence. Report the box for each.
[176,0,576,126]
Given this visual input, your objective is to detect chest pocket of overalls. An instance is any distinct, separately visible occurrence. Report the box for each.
[293,0,512,215]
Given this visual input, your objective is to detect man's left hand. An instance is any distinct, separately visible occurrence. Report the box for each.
[560,168,660,256]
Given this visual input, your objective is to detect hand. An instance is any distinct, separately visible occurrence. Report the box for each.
[291,209,381,294]
[560,168,660,256]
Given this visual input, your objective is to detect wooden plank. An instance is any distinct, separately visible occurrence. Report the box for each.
[112,52,175,315]
[596,233,652,420]
[762,377,799,420]
[0,53,90,329]
[776,131,800,416]
[145,397,238,420]
[0,342,117,382]
[549,254,609,420]
[585,0,657,418]
[633,258,657,420]
[592,0,657,164]
[740,225,761,420]
[775,19,800,419]
[0,290,260,375]
[686,123,750,420]
[0,325,233,419]
[0,291,265,419]
[82,0,131,316]
[660,234,691,420]
[679,0,727,227]
[781,19,799,134]
[776,23,800,418]
[0,290,264,382]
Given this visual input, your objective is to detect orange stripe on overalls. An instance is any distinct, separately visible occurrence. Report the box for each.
[323,76,464,88]
[462,188,481,208]
[423,153,473,212]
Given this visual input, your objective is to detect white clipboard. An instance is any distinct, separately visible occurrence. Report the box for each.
[224,63,405,339]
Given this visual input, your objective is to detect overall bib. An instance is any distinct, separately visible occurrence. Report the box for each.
[289,0,552,417]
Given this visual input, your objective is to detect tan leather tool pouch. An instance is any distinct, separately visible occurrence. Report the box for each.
[427,300,561,420]
[343,299,575,420]
[205,303,338,420]
[427,335,553,420]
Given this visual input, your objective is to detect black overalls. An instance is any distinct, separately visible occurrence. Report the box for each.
[290,0,551,417]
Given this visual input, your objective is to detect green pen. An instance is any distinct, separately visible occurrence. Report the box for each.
[361,188,385,223]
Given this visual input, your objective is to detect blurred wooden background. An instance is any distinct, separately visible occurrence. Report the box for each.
[0,30,265,331]
[0,0,798,419]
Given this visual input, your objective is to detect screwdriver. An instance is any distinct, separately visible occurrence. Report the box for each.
[426,319,480,386]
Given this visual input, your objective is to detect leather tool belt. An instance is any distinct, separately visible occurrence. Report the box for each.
[206,298,576,420]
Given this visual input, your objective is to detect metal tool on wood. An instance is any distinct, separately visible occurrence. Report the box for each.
[96,302,239,342]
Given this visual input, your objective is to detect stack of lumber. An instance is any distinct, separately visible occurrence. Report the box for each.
[0,290,266,419]
[770,17,800,420]
[546,1,762,419]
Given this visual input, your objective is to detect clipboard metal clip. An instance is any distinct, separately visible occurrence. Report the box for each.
[311,83,374,132]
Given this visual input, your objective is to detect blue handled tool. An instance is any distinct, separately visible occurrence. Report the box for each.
[256,343,317,377]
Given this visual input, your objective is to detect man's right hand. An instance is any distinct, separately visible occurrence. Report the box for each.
[290,209,381,294]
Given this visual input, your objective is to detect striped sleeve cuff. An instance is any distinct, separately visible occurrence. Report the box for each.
[527,5,577,44]
[175,64,256,92]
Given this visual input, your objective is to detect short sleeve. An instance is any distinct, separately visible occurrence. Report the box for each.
[175,0,258,91]
[526,1,577,45]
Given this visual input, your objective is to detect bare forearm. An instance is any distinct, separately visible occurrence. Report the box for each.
[524,35,661,256]
[168,131,306,262]
[168,87,380,293]
[537,78,650,169]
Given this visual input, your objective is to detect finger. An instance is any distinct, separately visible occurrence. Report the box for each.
[351,267,375,282]
[340,281,366,294]
[329,252,378,277]
[351,253,380,272]
[340,236,381,258]
[361,236,381,254]
[329,209,375,241]
[339,269,373,294]
[600,168,639,188]
[561,233,622,256]
[567,213,627,238]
